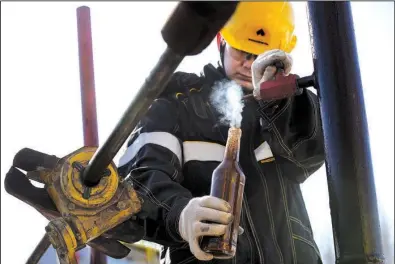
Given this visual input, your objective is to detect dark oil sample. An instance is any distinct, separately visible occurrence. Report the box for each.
[200,127,246,259]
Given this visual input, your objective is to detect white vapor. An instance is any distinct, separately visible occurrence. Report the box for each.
[210,80,245,128]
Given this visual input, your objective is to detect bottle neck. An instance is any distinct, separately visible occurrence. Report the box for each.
[223,127,242,162]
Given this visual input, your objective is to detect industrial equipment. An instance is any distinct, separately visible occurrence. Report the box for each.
[4,2,384,264]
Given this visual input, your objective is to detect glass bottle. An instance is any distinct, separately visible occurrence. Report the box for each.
[200,127,246,259]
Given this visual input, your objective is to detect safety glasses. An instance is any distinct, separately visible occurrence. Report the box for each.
[226,45,257,62]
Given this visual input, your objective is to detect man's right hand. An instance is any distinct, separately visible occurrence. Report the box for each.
[178,196,234,261]
[251,49,293,100]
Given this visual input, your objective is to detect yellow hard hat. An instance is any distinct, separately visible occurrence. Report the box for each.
[219,2,297,55]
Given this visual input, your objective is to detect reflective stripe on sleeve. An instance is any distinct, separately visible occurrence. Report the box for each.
[183,141,225,164]
[118,132,182,167]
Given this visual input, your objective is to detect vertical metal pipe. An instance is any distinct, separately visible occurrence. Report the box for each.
[76,6,107,264]
[307,2,384,264]
[77,6,99,148]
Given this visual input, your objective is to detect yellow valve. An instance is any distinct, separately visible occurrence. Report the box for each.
[36,147,142,264]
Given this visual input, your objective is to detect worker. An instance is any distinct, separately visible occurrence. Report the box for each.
[117,2,325,264]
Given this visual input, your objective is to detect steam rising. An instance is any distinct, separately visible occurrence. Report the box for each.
[210,80,245,128]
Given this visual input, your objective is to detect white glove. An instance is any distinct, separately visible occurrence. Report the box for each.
[178,196,242,261]
[251,49,293,100]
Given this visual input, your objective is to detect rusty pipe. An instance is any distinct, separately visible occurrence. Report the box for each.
[76,6,106,264]
[77,6,99,148]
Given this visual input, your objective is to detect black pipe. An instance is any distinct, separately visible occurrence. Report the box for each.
[307,2,384,264]
[82,47,184,186]
[297,74,315,89]
[81,2,239,186]
[26,234,51,264]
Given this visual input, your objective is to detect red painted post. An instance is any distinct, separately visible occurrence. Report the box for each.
[76,6,107,264]
[77,6,99,148]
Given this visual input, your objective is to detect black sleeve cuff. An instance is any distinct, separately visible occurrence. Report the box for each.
[165,197,191,243]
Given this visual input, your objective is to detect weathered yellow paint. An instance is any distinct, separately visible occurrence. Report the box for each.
[39,146,142,264]
[61,147,119,208]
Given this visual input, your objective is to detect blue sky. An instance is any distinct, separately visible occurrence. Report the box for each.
[1,2,393,263]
